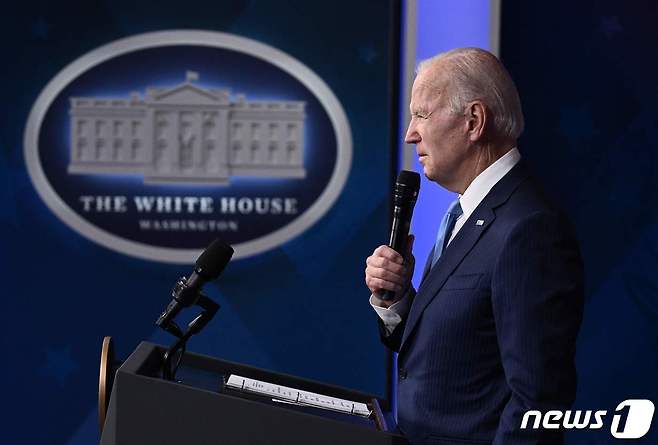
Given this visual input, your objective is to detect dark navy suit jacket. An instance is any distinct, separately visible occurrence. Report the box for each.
[380,162,584,445]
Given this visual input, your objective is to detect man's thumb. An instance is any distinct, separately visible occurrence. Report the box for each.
[405,234,415,259]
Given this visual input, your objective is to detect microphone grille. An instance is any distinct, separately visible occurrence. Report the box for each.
[397,170,420,191]
[195,238,234,279]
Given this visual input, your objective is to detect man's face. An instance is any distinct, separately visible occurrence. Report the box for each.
[405,66,470,190]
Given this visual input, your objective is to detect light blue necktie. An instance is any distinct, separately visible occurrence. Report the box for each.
[431,199,463,268]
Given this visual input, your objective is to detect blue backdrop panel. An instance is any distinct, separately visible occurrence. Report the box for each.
[502,1,658,443]
[0,1,400,444]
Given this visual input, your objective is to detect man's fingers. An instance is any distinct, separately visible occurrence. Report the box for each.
[365,276,404,293]
[365,264,405,284]
[365,243,414,295]
[373,245,404,264]
[366,255,406,275]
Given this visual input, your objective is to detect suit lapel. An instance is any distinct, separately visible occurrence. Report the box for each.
[399,161,530,353]
[420,246,435,283]
[401,207,495,350]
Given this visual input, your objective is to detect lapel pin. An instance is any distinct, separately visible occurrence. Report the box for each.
[476,219,484,226]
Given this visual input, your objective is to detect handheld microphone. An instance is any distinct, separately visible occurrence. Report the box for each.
[381,170,420,301]
[156,238,234,329]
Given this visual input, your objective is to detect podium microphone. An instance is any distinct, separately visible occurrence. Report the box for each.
[156,238,234,330]
[381,170,420,301]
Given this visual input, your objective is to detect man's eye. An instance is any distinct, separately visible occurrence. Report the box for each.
[413,113,428,119]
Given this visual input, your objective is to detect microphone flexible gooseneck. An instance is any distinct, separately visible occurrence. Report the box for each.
[156,238,234,380]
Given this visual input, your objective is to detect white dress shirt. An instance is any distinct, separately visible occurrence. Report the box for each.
[370,148,521,334]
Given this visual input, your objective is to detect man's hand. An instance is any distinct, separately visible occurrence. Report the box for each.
[365,235,415,308]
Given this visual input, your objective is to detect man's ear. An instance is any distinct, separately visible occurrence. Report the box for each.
[466,101,487,142]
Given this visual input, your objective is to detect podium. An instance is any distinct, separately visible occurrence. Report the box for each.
[100,342,408,444]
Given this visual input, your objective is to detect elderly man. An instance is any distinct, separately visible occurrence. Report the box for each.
[365,48,584,444]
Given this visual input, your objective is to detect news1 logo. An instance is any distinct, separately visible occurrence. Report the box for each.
[521,399,655,439]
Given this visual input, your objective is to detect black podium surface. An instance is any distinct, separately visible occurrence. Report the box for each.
[100,342,408,444]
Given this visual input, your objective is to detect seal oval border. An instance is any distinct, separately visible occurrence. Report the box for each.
[24,30,353,264]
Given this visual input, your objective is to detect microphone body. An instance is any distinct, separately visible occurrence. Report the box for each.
[381,170,420,301]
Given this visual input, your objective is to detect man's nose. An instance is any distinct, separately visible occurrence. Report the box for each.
[404,121,420,144]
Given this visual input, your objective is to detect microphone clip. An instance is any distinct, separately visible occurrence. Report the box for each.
[156,277,220,381]
[172,276,201,308]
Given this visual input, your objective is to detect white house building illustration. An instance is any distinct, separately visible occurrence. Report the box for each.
[68,72,306,184]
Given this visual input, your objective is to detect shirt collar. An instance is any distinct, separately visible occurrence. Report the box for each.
[458,147,521,218]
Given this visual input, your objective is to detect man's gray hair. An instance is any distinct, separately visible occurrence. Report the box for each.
[417,48,524,140]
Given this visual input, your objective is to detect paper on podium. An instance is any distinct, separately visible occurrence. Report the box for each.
[226,374,372,417]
